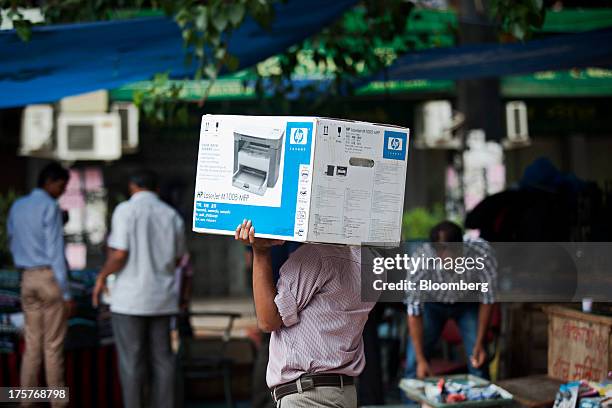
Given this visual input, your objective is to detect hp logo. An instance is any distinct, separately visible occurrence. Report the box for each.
[290,128,308,144]
[388,137,402,151]
[383,131,407,160]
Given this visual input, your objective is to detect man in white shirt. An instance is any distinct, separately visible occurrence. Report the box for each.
[92,170,186,408]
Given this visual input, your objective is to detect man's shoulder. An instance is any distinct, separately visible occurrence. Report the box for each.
[113,200,132,214]
[285,244,326,265]
[464,236,490,247]
[117,196,182,223]
[280,244,357,280]
[410,242,435,259]
[10,195,28,210]
[152,199,183,222]
[8,197,24,221]
[464,237,493,255]
[11,192,54,213]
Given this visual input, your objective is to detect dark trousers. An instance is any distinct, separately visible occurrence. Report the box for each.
[358,307,384,405]
[111,313,175,408]
[405,303,488,379]
[252,332,274,408]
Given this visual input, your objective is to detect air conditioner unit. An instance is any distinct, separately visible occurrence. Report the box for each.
[504,101,530,148]
[56,113,122,161]
[111,102,139,152]
[20,104,55,156]
[59,90,108,113]
[414,100,461,149]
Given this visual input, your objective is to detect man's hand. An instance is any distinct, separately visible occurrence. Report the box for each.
[234,219,284,251]
[470,343,487,369]
[473,303,493,369]
[92,248,128,308]
[416,359,432,379]
[92,277,108,308]
[408,315,431,379]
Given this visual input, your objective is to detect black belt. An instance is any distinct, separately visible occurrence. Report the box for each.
[18,266,51,272]
[271,374,354,402]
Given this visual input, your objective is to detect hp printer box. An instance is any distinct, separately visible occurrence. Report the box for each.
[192,115,409,245]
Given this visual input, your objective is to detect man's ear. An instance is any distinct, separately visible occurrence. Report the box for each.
[128,182,137,195]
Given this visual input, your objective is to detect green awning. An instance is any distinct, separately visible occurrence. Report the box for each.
[110,8,612,101]
[110,67,612,101]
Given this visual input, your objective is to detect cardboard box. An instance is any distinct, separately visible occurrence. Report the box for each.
[544,305,612,381]
[192,115,409,245]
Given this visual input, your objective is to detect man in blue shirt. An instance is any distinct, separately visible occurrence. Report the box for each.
[7,162,72,399]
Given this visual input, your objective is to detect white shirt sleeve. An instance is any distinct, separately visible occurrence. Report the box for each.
[107,204,130,251]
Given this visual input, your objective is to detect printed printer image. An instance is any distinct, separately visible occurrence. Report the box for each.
[232,125,284,196]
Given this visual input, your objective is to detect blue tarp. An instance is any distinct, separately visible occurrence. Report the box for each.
[0,0,356,108]
[368,27,612,82]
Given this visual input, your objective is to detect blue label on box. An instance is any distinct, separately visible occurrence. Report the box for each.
[194,121,313,238]
[383,130,407,160]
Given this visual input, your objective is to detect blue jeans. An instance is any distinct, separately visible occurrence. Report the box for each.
[404,303,488,380]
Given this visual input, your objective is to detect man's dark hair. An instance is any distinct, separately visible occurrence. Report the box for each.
[129,169,159,191]
[37,162,69,188]
[430,220,463,243]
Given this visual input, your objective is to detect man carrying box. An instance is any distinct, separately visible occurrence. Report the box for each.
[235,219,374,408]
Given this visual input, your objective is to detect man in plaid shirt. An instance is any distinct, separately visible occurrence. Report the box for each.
[405,221,497,380]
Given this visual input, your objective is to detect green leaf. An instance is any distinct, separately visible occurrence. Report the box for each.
[195,6,208,31]
[133,90,144,106]
[209,33,221,47]
[215,47,227,59]
[176,105,189,125]
[153,72,169,85]
[212,8,228,31]
[512,23,525,40]
[175,9,190,28]
[204,64,218,79]
[182,28,193,44]
[228,3,246,26]
[225,55,240,71]
[13,20,32,42]
[155,107,165,122]
[142,100,154,116]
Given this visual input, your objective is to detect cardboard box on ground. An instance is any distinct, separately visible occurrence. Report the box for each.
[544,305,612,382]
[192,115,410,245]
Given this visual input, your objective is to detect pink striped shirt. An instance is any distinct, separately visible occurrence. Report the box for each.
[267,244,375,388]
